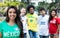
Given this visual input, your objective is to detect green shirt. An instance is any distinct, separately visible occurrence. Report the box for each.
[0,20,20,38]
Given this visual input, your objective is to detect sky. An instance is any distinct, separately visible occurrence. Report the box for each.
[39,0,53,3]
[30,0,54,6]
[30,0,54,3]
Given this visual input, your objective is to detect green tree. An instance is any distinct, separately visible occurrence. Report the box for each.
[36,1,49,11]
[48,2,56,10]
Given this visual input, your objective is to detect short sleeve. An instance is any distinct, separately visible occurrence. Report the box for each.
[35,14,38,19]
[0,23,2,33]
[56,17,60,24]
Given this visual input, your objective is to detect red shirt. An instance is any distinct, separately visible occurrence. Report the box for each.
[49,17,60,34]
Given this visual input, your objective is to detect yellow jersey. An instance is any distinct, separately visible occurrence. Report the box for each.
[26,13,38,32]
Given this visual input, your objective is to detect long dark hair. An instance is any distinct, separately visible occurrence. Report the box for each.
[48,9,57,23]
[5,6,23,38]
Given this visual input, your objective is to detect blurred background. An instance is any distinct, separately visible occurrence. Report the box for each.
[0,0,60,21]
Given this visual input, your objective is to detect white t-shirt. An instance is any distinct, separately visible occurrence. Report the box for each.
[21,16,28,33]
[37,15,49,36]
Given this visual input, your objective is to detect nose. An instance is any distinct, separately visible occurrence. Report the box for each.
[11,12,15,15]
[10,13,15,16]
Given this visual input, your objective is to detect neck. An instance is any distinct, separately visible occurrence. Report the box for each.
[30,13,34,15]
[8,20,15,26]
[21,15,25,17]
[42,14,45,17]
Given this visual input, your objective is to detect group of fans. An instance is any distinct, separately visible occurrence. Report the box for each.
[0,5,60,38]
[21,5,60,38]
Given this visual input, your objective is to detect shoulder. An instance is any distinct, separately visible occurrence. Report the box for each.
[54,16,58,19]
[38,15,41,18]
[24,16,27,20]
[0,20,5,27]
[0,20,7,26]
[26,13,30,16]
[34,14,38,16]
[34,14,38,18]
[45,15,49,18]
[45,15,49,17]
[0,20,5,24]
[55,17,60,20]
[26,13,30,18]
[24,16,27,18]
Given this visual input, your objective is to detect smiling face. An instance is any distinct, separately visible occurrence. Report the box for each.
[20,8,26,16]
[40,10,46,15]
[29,7,34,14]
[51,11,56,17]
[8,8,16,21]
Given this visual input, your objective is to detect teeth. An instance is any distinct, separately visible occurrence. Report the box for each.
[11,15,14,17]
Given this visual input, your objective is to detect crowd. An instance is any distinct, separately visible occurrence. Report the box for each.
[0,5,60,38]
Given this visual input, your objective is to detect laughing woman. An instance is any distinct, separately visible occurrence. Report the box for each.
[0,6,23,38]
[49,9,60,38]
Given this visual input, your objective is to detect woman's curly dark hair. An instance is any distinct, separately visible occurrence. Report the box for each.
[27,5,35,12]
